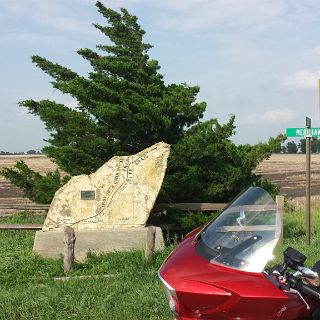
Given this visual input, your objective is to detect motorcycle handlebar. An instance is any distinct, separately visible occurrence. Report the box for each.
[300,284,320,300]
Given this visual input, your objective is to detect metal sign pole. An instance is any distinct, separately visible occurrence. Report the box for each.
[306,117,311,246]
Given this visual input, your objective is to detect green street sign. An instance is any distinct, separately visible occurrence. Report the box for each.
[286,127,320,138]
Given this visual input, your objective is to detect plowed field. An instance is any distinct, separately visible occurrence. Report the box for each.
[1,154,319,213]
[0,155,57,214]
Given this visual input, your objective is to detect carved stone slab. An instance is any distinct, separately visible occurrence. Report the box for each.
[43,142,170,231]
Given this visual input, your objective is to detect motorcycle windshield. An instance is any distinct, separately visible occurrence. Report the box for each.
[199,187,281,273]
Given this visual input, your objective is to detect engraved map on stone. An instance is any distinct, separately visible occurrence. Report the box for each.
[43,142,170,231]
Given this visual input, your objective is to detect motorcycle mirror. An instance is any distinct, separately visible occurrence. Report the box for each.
[284,247,306,268]
[297,266,320,286]
[272,270,281,276]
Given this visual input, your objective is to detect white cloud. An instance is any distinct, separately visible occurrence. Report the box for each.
[0,0,93,34]
[284,69,320,90]
[0,32,64,46]
[115,0,320,33]
[261,109,294,122]
[101,0,144,8]
[16,108,29,118]
[311,45,320,55]
[245,108,294,124]
[154,0,288,31]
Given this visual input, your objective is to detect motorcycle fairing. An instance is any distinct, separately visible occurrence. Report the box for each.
[159,234,288,319]
[159,187,316,319]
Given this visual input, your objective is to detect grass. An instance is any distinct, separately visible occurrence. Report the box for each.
[0,212,173,320]
[272,207,320,268]
[0,209,320,319]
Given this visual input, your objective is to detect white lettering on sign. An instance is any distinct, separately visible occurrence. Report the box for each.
[294,128,320,137]
[311,128,320,136]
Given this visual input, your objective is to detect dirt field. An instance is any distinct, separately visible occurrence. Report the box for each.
[0,154,319,210]
[0,155,57,214]
[255,154,320,198]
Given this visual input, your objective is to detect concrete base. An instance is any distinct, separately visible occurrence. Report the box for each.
[33,227,164,261]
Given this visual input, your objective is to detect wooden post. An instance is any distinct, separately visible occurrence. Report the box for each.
[306,135,311,246]
[145,226,156,260]
[276,195,284,244]
[64,226,76,274]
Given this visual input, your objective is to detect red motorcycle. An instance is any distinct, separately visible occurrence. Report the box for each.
[158,187,320,320]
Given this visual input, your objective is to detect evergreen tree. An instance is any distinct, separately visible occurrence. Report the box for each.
[160,117,277,202]
[299,139,306,153]
[20,2,205,176]
[286,141,298,154]
[5,2,280,204]
[299,138,319,154]
[268,135,286,153]
[312,137,319,153]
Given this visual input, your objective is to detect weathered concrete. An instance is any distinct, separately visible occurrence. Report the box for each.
[43,142,170,231]
[33,227,164,260]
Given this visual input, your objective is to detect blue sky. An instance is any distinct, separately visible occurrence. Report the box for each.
[1,0,320,151]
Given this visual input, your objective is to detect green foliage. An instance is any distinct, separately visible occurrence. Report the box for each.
[312,137,320,153]
[11,2,278,204]
[0,161,67,204]
[271,208,320,268]
[155,207,220,243]
[255,178,280,199]
[161,118,278,202]
[0,212,172,319]
[178,211,219,233]
[1,207,320,319]
[286,141,298,154]
[268,134,286,153]
[20,2,205,176]
[1,211,46,224]
[298,138,320,154]
[299,139,306,153]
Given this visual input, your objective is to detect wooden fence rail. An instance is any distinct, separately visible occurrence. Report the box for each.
[0,198,284,236]
[0,224,42,230]
[0,197,285,265]
[0,202,227,231]
[0,203,227,212]
[0,204,50,211]
[153,203,227,211]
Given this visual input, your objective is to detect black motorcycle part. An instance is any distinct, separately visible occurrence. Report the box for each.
[300,283,320,300]
[312,260,320,275]
[265,264,282,275]
[312,307,320,320]
[284,247,307,268]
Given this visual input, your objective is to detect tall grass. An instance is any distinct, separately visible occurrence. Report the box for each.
[272,207,320,268]
[0,212,172,320]
[0,209,319,319]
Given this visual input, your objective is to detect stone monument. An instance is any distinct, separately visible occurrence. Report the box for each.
[33,142,170,260]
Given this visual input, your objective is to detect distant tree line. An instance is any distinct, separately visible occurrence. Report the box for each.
[275,138,320,154]
[0,150,43,155]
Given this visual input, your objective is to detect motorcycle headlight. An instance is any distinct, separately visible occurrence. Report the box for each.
[158,272,179,315]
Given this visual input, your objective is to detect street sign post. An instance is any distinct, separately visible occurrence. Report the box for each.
[306,118,311,246]
[286,127,320,138]
[286,117,312,246]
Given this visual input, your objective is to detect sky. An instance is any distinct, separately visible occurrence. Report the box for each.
[1,0,320,151]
